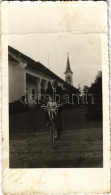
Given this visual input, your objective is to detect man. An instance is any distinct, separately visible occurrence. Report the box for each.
[45,79,63,138]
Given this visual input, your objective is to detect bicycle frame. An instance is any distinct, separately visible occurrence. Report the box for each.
[42,105,60,149]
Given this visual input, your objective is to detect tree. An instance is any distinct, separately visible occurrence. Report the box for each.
[88,71,102,94]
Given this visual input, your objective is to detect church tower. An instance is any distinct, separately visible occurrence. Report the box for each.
[64,53,73,85]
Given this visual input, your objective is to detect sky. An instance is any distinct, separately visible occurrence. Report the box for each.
[6,2,107,88]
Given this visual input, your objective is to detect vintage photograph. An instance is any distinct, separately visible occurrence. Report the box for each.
[2,1,110,193]
[9,45,103,168]
[8,9,103,168]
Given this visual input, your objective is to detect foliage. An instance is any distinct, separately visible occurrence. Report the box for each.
[88,71,102,94]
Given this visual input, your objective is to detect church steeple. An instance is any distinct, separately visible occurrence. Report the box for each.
[64,53,73,85]
[64,53,73,74]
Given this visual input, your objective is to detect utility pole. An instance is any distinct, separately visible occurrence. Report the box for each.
[48,53,50,69]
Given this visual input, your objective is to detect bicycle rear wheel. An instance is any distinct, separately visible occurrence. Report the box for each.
[50,122,55,149]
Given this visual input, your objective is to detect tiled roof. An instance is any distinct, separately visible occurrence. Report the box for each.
[8,46,77,91]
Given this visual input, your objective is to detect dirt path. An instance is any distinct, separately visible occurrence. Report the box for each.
[10,128,102,168]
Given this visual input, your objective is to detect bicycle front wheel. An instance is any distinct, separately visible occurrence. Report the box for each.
[50,122,55,149]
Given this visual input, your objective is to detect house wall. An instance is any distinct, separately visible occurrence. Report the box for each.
[26,80,37,108]
[9,60,26,103]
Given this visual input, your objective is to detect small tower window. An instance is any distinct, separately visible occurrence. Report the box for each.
[67,77,71,83]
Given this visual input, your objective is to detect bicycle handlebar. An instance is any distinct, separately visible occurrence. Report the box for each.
[41,104,63,110]
[42,106,60,110]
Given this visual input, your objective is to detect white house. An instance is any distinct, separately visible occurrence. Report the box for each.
[9,46,74,109]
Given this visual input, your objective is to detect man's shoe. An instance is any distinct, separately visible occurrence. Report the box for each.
[55,135,61,140]
[55,133,58,139]
[46,122,50,127]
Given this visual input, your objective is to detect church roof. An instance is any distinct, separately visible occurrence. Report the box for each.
[64,54,73,74]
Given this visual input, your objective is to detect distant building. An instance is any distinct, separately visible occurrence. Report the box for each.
[64,53,73,86]
[9,46,77,109]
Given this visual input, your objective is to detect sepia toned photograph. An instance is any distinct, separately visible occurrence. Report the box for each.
[9,7,103,169]
[1,1,110,194]
[8,11,103,169]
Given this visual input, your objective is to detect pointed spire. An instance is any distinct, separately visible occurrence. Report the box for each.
[64,53,73,74]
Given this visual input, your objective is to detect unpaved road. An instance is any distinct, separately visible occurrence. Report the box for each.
[10,128,102,168]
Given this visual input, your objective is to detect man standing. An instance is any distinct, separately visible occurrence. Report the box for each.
[45,79,63,138]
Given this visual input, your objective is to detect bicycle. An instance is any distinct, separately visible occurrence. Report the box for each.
[42,104,61,149]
